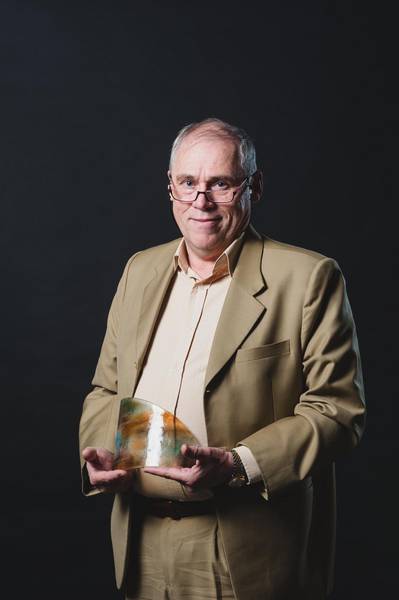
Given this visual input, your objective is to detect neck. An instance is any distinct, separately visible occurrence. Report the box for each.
[185,247,220,279]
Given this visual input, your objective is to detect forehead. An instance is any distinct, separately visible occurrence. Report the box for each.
[172,131,241,175]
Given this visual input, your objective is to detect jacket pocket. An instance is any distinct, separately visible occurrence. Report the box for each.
[236,339,290,362]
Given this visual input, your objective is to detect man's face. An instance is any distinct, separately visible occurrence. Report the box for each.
[169,133,253,260]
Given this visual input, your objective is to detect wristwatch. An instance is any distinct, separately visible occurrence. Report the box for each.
[228,449,249,488]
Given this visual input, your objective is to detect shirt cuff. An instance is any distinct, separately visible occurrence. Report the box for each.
[233,445,269,499]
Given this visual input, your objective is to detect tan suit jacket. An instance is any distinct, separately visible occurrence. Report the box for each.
[79,226,365,600]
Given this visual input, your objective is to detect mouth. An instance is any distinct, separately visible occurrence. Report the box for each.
[189,217,222,223]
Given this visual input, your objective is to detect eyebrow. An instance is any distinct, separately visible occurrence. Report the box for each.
[175,174,195,183]
[174,174,238,184]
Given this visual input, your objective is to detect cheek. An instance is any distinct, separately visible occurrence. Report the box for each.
[223,206,245,226]
[232,197,251,223]
[172,205,186,225]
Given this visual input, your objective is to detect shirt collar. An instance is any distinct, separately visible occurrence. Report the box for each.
[173,231,245,285]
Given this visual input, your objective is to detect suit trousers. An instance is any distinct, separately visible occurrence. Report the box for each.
[125,511,235,600]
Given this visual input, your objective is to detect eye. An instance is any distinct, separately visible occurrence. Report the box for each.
[211,180,229,190]
[182,179,194,187]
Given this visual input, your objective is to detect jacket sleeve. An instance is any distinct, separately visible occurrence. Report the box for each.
[238,257,366,498]
[78,254,138,495]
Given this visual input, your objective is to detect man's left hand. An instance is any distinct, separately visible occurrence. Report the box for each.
[143,444,234,490]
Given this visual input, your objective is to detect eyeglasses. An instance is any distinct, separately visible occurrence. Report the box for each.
[168,173,255,204]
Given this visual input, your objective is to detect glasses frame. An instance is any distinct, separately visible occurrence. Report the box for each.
[168,172,256,204]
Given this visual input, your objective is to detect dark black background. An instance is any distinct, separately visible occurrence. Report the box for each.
[1,1,396,598]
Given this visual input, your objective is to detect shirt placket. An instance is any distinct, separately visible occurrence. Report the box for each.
[169,277,211,418]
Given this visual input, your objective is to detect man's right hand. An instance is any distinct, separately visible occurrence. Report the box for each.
[82,447,134,493]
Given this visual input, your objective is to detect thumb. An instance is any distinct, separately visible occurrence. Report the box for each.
[82,447,98,462]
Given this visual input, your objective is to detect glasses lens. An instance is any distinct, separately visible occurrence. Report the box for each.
[169,183,195,202]
[208,190,233,203]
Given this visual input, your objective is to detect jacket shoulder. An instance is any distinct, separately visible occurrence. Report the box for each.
[259,234,339,287]
[123,237,181,273]
[263,236,327,263]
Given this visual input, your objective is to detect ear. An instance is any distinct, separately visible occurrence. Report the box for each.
[167,169,172,181]
[250,170,263,204]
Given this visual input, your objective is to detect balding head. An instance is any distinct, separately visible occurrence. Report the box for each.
[169,118,257,177]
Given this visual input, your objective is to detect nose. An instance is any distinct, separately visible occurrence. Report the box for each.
[191,191,214,210]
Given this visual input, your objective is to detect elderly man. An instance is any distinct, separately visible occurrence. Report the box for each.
[79,118,365,600]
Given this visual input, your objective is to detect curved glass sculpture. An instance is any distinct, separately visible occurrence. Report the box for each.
[113,397,200,470]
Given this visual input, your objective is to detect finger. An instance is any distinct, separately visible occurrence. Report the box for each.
[180,444,202,466]
[102,469,128,480]
[183,445,225,462]
[90,469,128,486]
[181,444,204,459]
[95,448,114,469]
[82,447,98,462]
[83,447,115,472]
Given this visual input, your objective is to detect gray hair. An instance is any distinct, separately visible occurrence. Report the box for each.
[169,118,257,176]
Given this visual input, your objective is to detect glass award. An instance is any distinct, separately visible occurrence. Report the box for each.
[113,397,200,470]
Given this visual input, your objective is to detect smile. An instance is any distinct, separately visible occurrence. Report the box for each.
[189,217,222,223]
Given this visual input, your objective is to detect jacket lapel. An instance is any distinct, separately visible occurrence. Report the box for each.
[134,247,178,379]
[204,228,267,390]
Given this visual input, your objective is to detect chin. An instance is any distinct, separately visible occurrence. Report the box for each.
[191,233,222,250]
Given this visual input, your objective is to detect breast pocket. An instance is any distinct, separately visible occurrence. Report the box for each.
[235,339,290,363]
